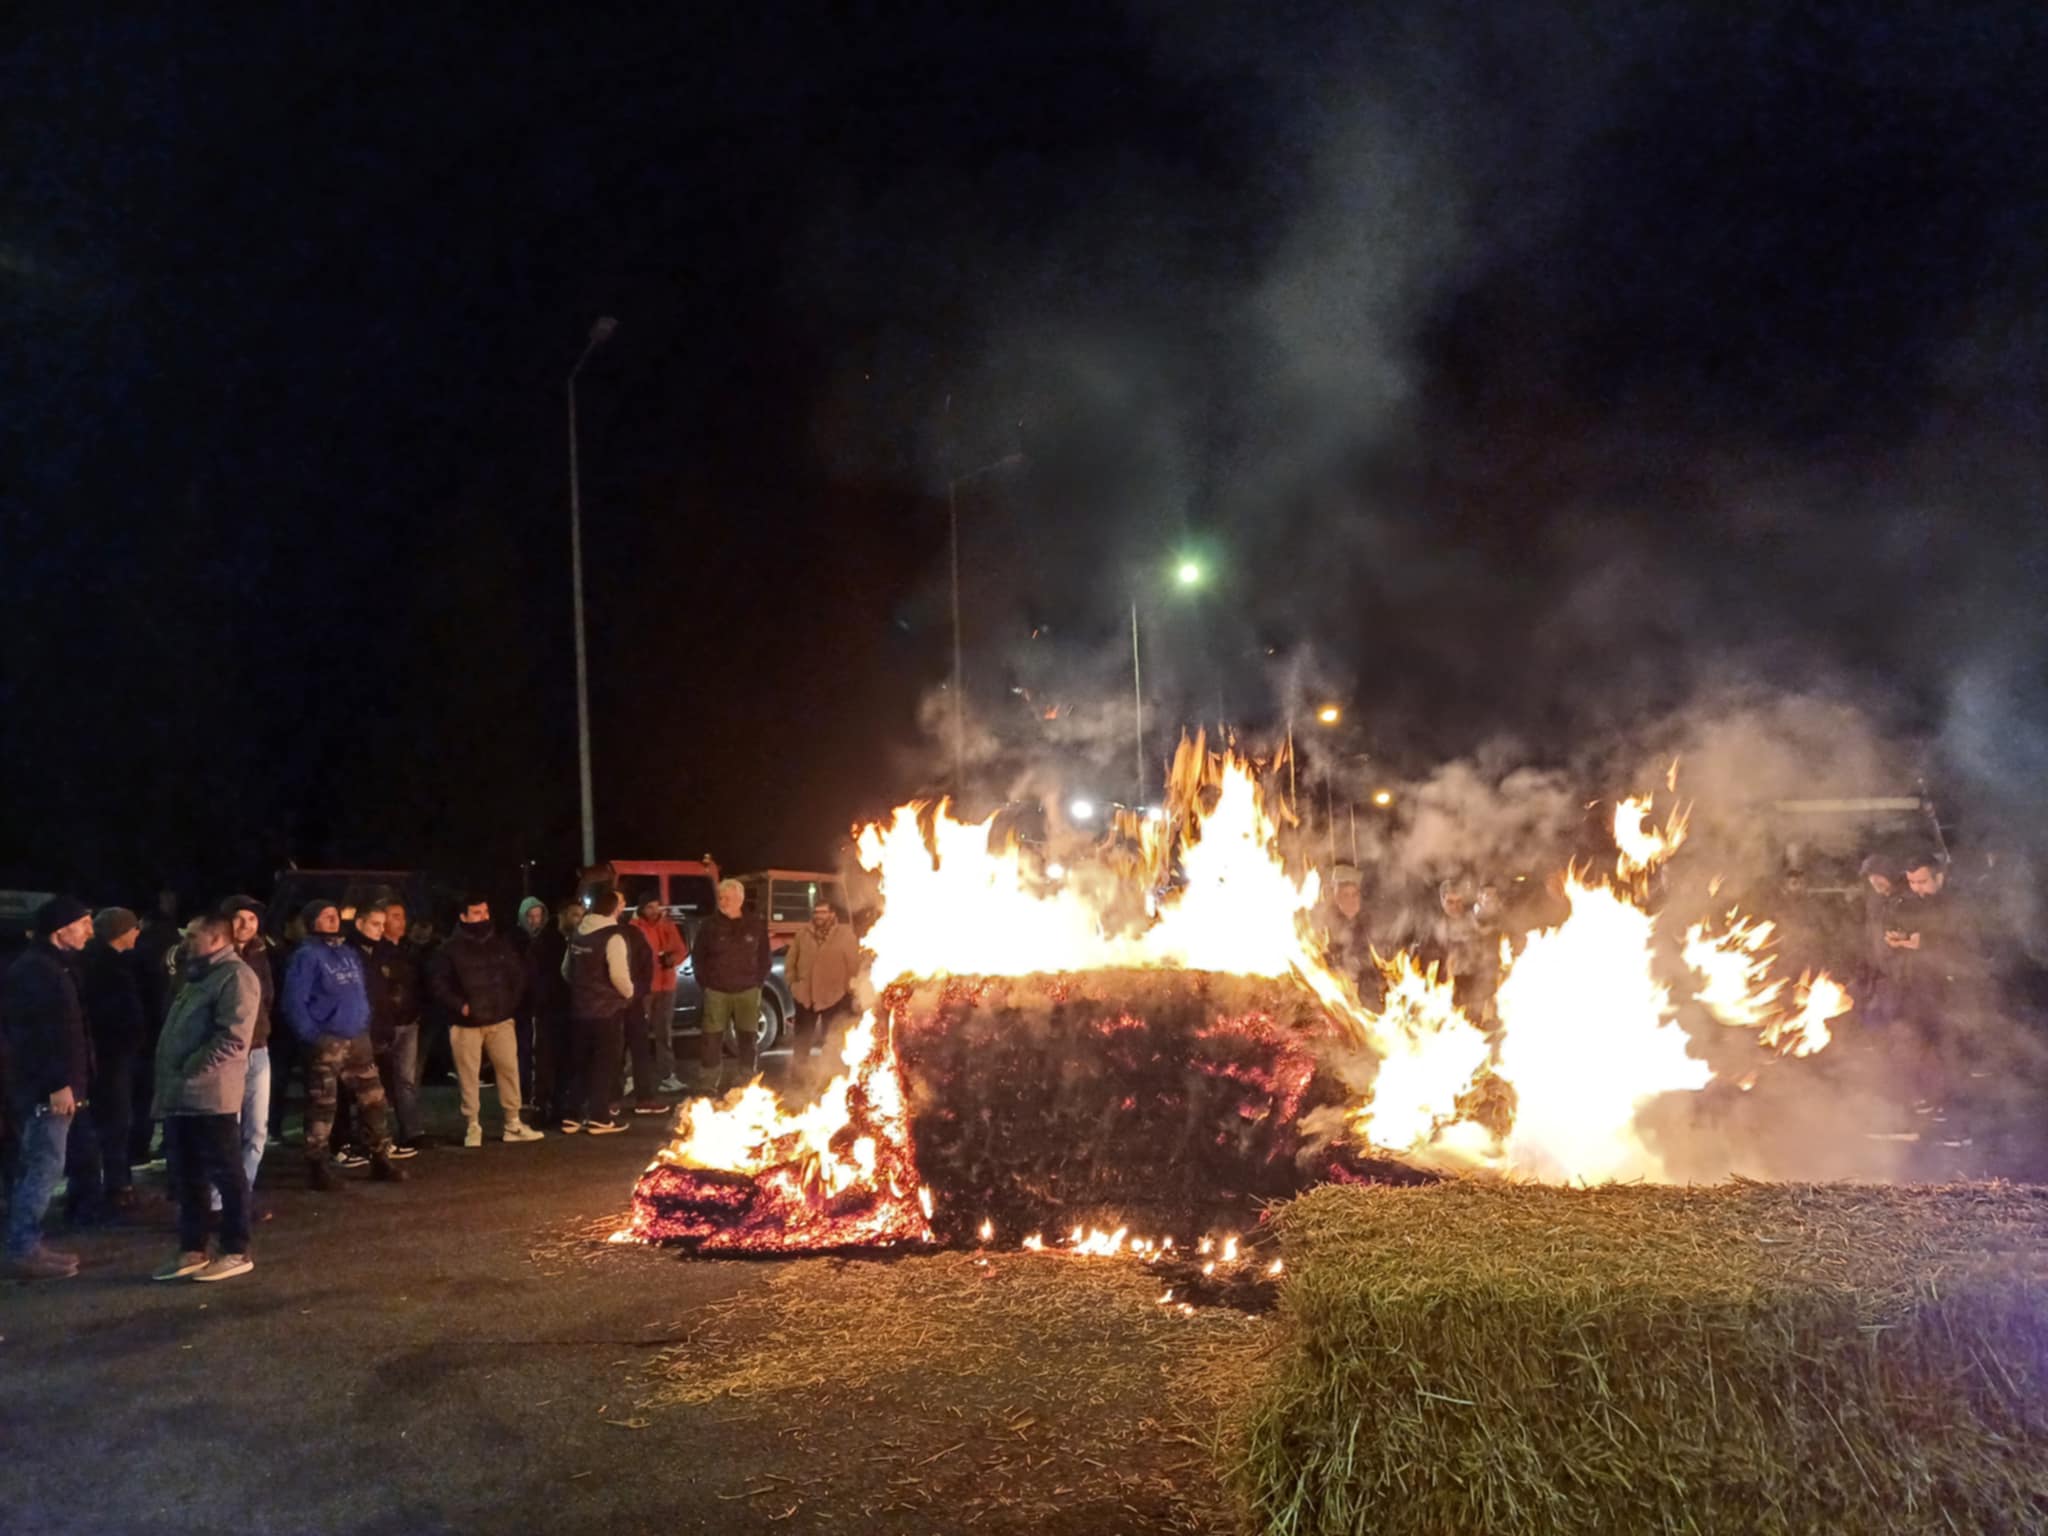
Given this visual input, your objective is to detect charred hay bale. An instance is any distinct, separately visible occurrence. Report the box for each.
[1238,1181,2048,1536]
[886,969,1412,1242]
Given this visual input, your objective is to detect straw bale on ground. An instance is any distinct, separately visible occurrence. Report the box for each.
[1238,1181,2048,1536]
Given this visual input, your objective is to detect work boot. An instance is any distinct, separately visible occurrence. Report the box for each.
[735,1032,759,1081]
[307,1156,341,1192]
[369,1148,410,1182]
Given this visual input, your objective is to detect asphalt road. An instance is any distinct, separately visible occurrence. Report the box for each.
[2,1083,1242,1536]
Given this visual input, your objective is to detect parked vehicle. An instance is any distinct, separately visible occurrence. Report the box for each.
[602,859,721,919]
[737,868,847,945]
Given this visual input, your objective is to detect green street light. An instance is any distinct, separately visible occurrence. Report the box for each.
[1175,559,1204,588]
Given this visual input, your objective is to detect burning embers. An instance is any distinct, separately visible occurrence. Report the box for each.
[620,748,1850,1254]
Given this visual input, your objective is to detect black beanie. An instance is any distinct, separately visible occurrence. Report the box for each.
[300,898,338,928]
[35,895,92,938]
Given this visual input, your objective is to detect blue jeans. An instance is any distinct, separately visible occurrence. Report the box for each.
[240,1047,270,1191]
[6,1105,72,1258]
[386,1025,422,1142]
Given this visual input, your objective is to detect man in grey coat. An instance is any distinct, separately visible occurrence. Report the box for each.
[151,912,260,1282]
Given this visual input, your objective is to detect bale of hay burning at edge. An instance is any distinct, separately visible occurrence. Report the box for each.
[1235,1182,2048,1536]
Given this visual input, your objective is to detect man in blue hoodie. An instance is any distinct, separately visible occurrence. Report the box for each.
[279,900,407,1191]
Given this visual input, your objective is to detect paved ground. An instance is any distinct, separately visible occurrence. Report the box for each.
[2,1083,1256,1536]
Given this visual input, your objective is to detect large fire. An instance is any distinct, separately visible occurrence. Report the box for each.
[617,743,1849,1251]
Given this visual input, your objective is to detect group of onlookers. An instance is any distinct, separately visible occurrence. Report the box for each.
[1,871,867,1284]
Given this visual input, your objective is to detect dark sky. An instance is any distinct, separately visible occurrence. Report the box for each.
[4,2,2045,904]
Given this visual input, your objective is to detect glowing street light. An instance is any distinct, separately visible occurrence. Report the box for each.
[1069,798,1096,822]
[1316,704,1341,725]
[1174,559,1205,588]
[1372,788,1394,807]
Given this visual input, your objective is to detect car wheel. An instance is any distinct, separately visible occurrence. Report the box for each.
[757,992,782,1054]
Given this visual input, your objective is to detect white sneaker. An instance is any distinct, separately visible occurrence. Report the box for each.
[463,1121,483,1149]
[657,1075,685,1093]
[502,1121,544,1143]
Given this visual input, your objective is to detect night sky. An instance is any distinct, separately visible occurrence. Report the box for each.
[4,3,2045,905]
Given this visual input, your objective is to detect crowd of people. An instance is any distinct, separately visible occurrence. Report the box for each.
[0,871,862,1284]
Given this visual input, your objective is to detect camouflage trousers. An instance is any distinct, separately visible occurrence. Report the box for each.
[304,1034,392,1156]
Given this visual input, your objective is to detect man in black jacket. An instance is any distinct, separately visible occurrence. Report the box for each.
[690,879,773,1095]
[3,896,96,1279]
[129,888,182,1167]
[378,899,427,1149]
[562,889,635,1133]
[431,897,543,1148]
[79,907,147,1214]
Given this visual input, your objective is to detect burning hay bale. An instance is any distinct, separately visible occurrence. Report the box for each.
[1236,1181,2048,1535]
[888,969,1433,1243]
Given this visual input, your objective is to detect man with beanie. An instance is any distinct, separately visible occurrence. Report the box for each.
[279,899,408,1189]
[562,889,635,1133]
[152,912,260,1282]
[630,897,687,1096]
[345,905,415,1162]
[430,897,543,1148]
[77,906,147,1215]
[2,896,96,1279]
[221,897,275,1198]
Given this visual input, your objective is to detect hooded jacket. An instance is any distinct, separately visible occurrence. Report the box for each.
[629,913,688,994]
[153,945,259,1117]
[280,934,372,1042]
[563,913,634,1017]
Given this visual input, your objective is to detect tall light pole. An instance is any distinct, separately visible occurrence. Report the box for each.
[567,315,617,867]
[946,451,1023,796]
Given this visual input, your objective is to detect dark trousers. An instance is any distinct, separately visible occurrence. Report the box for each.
[167,1113,248,1254]
[91,1048,135,1192]
[516,1010,537,1102]
[62,1098,106,1217]
[625,997,656,1101]
[127,1052,157,1164]
[267,1028,301,1136]
[534,1007,573,1122]
[792,999,854,1068]
[567,1011,625,1125]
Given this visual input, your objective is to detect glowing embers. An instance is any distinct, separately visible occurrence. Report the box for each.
[620,1010,934,1253]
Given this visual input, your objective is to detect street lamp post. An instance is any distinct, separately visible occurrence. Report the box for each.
[946,452,1024,796]
[567,315,617,867]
